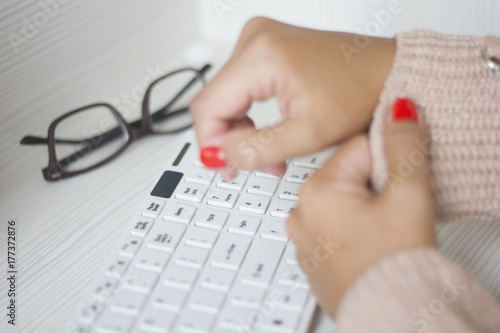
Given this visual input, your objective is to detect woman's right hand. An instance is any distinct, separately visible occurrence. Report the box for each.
[190,17,396,175]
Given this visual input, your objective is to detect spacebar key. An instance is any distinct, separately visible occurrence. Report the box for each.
[240,239,285,288]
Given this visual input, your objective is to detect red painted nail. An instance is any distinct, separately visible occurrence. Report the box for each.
[392,97,418,122]
[200,146,226,168]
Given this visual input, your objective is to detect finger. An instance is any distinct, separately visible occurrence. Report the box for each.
[190,54,280,149]
[221,115,330,171]
[381,98,431,195]
[310,134,373,196]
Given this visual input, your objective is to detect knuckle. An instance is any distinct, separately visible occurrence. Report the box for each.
[244,30,289,63]
[241,17,276,39]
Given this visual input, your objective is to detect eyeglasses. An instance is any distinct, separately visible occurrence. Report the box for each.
[20,64,211,181]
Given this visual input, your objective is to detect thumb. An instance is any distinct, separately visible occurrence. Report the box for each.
[382,98,431,195]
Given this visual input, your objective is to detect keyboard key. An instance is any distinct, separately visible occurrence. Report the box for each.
[163,202,196,224]
[122,267,159,293]
[183,227,219,249]
[240,240,285,288]
[194,209,228,231]
[151,283,189,312]
[129,217,154,237]
[268,285,309,312]
[227,215,261,237]
[173,244,209,269]
[104,256,131,278]
[109,289,148,316]
[237,193,270,215]
[133,248,171,272]
[95,308,135,333]
[218,305,258,331]
[145,222,186,252]
[260,221,289,242]
[292,148,335,169]
[246,177,278,196]
[67,323,91,333]
[142,199,165,218]
[228,282,266,308]
[277,183,301,202]
[188,286,226,313]
[210,234,251,270]
[162,264,199,290]
[283,243,299,266]
[136,304,176,332]
[117,235,143,258]
[185,168,216,186]
[175,183,208,203]
[206,188,239,208]
[269,199,296,219]
[176,309,216,333]
[255,171,281,180]
[89,276,121,304]
[76,296,107,325]
[276,264,309,289]
[216,173,248,191]
[259,308,300,333]
[285,166,313,184]
[198,265,236,292]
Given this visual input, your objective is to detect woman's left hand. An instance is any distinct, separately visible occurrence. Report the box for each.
[287,99,437,317]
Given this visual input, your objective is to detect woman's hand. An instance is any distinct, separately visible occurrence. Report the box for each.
[287,99,437,318]
[190,17,395,175]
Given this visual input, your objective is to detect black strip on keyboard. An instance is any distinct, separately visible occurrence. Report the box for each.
[172,143,191,166]
[151,171,183,198]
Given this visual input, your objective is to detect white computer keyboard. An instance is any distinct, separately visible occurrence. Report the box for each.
[67,129,335,333]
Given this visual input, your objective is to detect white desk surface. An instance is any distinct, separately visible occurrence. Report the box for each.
[1,2,498,333]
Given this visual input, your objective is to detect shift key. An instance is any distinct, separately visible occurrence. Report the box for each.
[146,222,186,252]
[210,234,251,270]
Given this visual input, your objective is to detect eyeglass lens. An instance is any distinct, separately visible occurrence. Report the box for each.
[54,105,128,172]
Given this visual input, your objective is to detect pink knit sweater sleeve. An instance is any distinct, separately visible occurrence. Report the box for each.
[369,30,500,222]
[335,31,500,332]
[336,248,500,333]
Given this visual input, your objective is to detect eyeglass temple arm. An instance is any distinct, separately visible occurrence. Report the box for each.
[150,64,211,122]
[20,136,93,145]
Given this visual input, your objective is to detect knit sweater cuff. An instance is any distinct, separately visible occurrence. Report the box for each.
[368,30,500,222]
[336,248,500,333]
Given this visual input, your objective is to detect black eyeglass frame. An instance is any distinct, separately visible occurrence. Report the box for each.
[21,64,211,181]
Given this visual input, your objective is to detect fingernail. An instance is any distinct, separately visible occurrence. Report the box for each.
[200,146,226,168]
[392,97,418,122]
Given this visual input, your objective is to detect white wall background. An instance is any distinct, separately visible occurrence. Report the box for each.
[198,0,500,43]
